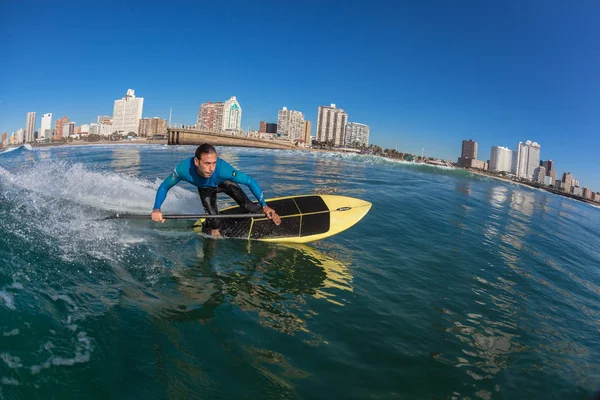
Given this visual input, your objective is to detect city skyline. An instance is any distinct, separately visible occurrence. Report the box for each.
[1,1,599,190]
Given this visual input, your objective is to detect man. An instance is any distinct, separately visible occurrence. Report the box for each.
[152,143,281,235]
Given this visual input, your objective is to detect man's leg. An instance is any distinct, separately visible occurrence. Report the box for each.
[197,187,220,231]
[217,180,263,213]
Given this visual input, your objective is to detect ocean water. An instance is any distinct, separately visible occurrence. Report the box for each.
[0,144,598,400]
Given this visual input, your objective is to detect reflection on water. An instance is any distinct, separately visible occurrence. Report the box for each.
[311,160,344,194]
[456,180,472,197]
[111,148,141,174]
[509,190,534,218]
[488,185,508,209]
[218,151,239,167]
[128,239,353,337]
[270,158,310,194]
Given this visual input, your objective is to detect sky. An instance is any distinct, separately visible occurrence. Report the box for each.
[1,0,599,190]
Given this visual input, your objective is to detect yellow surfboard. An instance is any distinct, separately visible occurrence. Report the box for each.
[193,194,371,243]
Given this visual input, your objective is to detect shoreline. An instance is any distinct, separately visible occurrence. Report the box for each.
[466,168,600,206]
[4,141,599,206]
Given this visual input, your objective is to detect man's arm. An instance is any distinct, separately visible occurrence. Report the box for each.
[218,161,266,207]
[218,161,281,225]
[151,170,182,222]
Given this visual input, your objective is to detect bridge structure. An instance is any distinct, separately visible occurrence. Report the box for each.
[167,127,299,150]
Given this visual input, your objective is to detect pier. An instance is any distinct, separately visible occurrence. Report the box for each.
[167,127,299,150]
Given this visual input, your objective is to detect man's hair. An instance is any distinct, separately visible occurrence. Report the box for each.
[195,143,217,159]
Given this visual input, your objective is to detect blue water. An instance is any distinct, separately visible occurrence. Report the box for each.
[0,144,598,399]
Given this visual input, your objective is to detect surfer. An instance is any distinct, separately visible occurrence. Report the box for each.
[151,143,281,235]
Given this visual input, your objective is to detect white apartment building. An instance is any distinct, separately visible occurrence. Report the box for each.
[316,104,348,146]
[277,107,304,140]
[489,146,512,173]
[345,122,370,146]
[113,89,144,135]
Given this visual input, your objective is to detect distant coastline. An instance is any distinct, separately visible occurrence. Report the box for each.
[466,168,600,207]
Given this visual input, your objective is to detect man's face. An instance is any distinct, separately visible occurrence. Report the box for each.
[194,152,217,178]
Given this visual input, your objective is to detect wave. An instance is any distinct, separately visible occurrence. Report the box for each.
[0,159,204,265]
[0,144,32,155]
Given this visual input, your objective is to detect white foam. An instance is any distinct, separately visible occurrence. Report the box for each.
[0,160,200,263]
[0,291,15,310]
[0,354,21,369]
[3,329,19,337]
[1,377,20,386]
[30,332,92,374]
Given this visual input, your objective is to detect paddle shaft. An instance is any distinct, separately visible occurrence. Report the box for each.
[108,213,266,220]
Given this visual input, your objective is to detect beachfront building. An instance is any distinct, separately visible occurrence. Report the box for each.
[302,121,311,145]
[572,186,583,197]
[277,107,304,141]
[513,140,541,180]
[139,117,168,137]
[561,173,574,193]
[260,121,277,134]
[489,146,512,173]
[458,139,487,169]
[345,122,370,147]
[54,116,70,140]
[113,89,144,135]
[222,96,242,135]
[540,159,556,183]
[39,113,52,140]
[197,102,224,133]
[316,104,348,146]
[25,112,36,143]
[15,129,25,144]
[533,166,546,184]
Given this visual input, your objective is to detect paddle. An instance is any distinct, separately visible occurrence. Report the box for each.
[105,213,266,220]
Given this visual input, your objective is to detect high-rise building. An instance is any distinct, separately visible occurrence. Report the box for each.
[582,188,593,200]
[113,89,144,135]
[222,96,242,134]
[540,159,556,183]
[571,186,583,197]
[89,123,100,135]
[489,146,512,173]
[562,173,573,194]
[1,132,6,145]
[15,129,25,144]
[458,139,478,166]
[533,166,546,184]
[25,112,36,143]
[302,121,311,145]
[138,117,168,137]
[61,122,75,139]
[277,107,304,140]
[345,122,370,147]
[316,104,348,146]
[572,179,580,188]
[513,140,541,180]
[259,121,277,134]
[54,116,70,140]
[197,102,224,132]
[40,113,52,140]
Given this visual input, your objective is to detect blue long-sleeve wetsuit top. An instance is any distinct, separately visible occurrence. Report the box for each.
[153,157,266,210]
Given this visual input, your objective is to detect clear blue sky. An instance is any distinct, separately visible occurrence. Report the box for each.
[1,0,599,190]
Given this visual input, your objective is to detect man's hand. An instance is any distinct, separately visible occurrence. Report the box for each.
[263,205,281,225]
[210,229,221,236]
[151,209,165,223]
